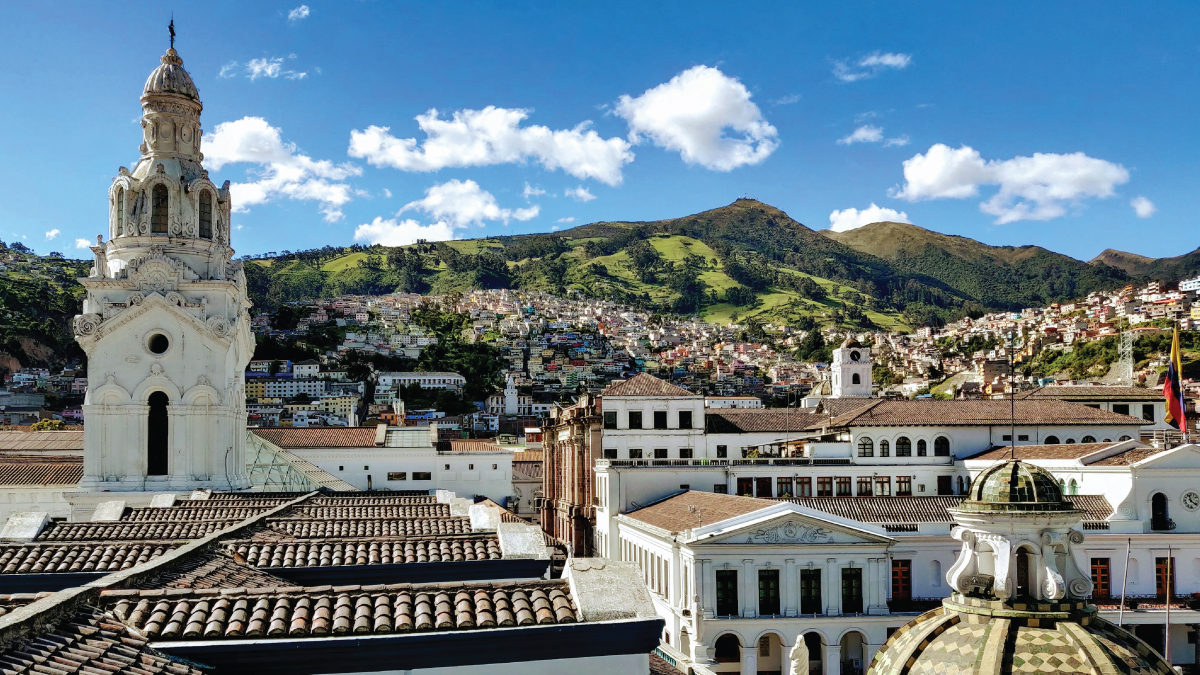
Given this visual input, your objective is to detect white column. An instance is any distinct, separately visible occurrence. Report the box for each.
[826,557,840,616]
[743,559,755,618]
[740,646,758,675]
[877,557,890,614]
[700,559,714,617]
[826,644,842,675]
[784,558,797,616]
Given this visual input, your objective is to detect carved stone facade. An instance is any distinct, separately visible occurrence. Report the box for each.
[72,46,252,494]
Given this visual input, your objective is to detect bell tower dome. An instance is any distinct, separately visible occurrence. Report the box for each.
[72,36,252,497]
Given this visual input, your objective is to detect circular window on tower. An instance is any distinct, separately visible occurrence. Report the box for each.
[146,332,171,355]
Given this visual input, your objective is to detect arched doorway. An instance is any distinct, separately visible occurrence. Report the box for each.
[714,633,741,665]
[1151,493,1171,530]
[147,391,169,476]
[803,632,824,675]
[840,632,867,675]
[1015,547,1033,598]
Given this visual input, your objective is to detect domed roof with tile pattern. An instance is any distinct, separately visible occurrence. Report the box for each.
[142,48,199,103]
[867,596,1175,675]
[955,459,1078,513]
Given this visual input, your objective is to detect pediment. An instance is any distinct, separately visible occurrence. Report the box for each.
[79,292,231,349]
[1130,444,1200,470]
[692,507,894,546]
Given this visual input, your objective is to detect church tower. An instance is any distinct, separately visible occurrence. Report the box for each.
[72,40,252,493]
[830,337,872,398]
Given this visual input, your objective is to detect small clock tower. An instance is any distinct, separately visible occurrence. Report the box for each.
[831,337,872,398]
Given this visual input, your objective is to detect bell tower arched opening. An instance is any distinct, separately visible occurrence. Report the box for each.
[147,391,169,475]
[151,184,169,234]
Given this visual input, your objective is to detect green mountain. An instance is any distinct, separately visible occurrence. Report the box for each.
[823,221,1131,310]
[0,246,89,374]
[1090,246,1200,281]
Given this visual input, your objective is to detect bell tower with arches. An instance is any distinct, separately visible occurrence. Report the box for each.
[831,337,872,398]
[73,40,252,494]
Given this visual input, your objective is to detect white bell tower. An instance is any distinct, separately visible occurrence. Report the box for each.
[72,40,252,493]
[831,338,872,398]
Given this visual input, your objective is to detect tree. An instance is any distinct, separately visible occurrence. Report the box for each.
[31,419,66,431]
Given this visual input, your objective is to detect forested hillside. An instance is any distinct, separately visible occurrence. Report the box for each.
[1091,246,1200,281]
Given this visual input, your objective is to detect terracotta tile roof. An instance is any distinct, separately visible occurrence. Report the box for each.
[0,605,204,675]
[512,451,543,462]
[282,504,450,519]
[103,580,578,639]
[513,461,543,480]
[0,454,81,485]
[449,439,502,452]
[476,499,531,525]
[818,399,1146,428]
[1017,386,1162,401]
[962,443,1119,462]
[251,427,379,448]
[36,520,240,542]
[1067,495,1114,520]
[624,491,771,533]
[705,409,821,433]
[601,373,695,398]
[309,494,436,505]
[0,543,179,574]
[780,495,1113,523]
[1089,446,1169,466]
[226,536,502,568]
[263,517,472,539]
[123,505,280,522]
[133,550,290,590]
[0,430,84,453]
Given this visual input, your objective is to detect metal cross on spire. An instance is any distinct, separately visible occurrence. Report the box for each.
[169,16,176,49]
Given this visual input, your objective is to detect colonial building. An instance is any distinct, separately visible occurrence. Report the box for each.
[542,393,602,556]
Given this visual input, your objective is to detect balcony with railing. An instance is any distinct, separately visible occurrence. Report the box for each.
[596,457,853,469]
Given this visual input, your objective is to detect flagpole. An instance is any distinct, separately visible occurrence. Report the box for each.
[1119,537,1130,627]
[1165,545,1172,665]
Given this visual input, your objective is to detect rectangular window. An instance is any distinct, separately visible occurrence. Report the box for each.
[603,448,617,459]
[713,484,728,494]
[715,570,738,616]
[1091,558,1110,598]
[1112,404,1129,416]
[875,476,891,496]
[716,445,728,458]
[412,471,432,480]
[777,477,793,497]
[1143,404,1156,422]
[1002,434,1012,441]
[628,411,642,429]
[836,477,852,496]
[387,472,406,481]
[603,411,617,429]
[654,448,668,459]
[892,560,912,601]
[817,477,833,497]
[736,477,754,496]
[758,569,780,616]
[798,477,812,497]
[800,569,822,614]
[680,448,693,459]
[679,484,689,490]
[679,410,692,429]
[1018,434,1030,441]
[842,567,864,614]
[857,476,873,496]
[755,477,773,498]
[897,476,913,496]
[653,410,668,429]
[628,448,642,459]
[1156,557,1175,597]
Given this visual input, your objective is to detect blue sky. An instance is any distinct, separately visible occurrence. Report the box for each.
[2,1,1198,260]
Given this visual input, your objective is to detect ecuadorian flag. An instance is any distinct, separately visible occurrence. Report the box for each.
[1163,326,1187,434]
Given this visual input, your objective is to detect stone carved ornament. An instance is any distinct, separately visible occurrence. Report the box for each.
[73,314,102,337]
[748,520,833,544]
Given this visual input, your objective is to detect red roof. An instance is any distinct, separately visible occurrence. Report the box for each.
[601,373,695,398]
[250,428,378,448]
[0,455,82,485]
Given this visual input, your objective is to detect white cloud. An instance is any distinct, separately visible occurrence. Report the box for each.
[348,107,633,185]
[218,61,239,78]
[353,217,455,246]
[75,238,91,249]
[523,183,547,199]
[383,189,393,198]
[1131,196,1156,218]
[284,71,308,80]
[288,5,310,23]
[564,185,596,202]
[884,135,910,147]
[246,57,284,80]
[203,116,362,221]
[557,217,575,223]
[773,94,801,106]
[834,51,913,83]
[891,143,1130,224]
[838,125,884,145]
[44,229,59,240]
[614,65,777,171]
[828,204,911,232]
[399,179,539,229]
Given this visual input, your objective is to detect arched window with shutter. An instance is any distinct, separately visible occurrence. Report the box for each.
[199,190,212,239]
[857,437,873,457]
[934,436,950,456]
[151,184,169,234]
[116,187,125,234]
[917,439,927,456]
[879,440,890,457]
[896,436,912,457]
